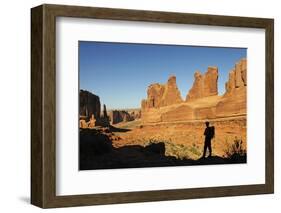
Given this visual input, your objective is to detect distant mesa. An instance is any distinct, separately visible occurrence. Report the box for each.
[108,109,141,125]
[79,90,110,128]
[141,58,247,123]
[79,90,141,128]
[80,90,101,120]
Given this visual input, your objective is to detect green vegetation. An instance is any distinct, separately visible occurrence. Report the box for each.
[144,138,201,160]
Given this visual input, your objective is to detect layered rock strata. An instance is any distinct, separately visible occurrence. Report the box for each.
[186,66,218,101]
[141,76,182,110]
[216,58,247,117]
[141,58,247,123]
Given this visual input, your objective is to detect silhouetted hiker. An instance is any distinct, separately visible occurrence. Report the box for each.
[202,121,215,158]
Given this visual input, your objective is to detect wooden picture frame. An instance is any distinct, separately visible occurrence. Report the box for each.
[31,4,274,208]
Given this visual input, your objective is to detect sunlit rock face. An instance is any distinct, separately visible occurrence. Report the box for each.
[141,58,247,123]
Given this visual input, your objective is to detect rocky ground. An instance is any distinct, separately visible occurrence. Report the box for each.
[79,116,247,170]
[113,117,246,160]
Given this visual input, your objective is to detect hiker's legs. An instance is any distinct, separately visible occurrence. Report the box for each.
[203,140,208,158]
[208,142,212,157]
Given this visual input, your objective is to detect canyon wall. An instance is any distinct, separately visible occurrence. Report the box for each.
[80,58,246,126]
[80,90,101,119]
[79,90,110,128]
[141,58,247,123]
[216,58,247,117]
[80,90,141,127]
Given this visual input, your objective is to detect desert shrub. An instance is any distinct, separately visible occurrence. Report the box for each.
[144,138,194,160]
[165,141,190,160]
[189,143,201,157]
[223,138,246,158]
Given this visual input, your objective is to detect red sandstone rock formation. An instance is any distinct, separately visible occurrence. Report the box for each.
[225,58,247,94]
[109,110,134,124]
[108,109,141,124]
[79,90,110,128]
[79,119,88,128]
[161,76,183,106]
[216,58,247,117]
[96,104,110,127]
[141,75,182,110]
[88,114,96,128]
[128,109,141,120]
[140,58,247,123]
[161,105,194,122]
[186,66,218,101]
[80,90,101,119]
[142,83,165,109]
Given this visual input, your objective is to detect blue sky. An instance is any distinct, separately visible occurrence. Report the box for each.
[79,41,246,109]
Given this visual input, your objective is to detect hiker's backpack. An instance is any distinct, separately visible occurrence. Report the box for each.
[210,126,215,139]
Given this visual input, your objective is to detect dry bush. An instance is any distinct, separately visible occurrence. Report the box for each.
[223,138,246,159]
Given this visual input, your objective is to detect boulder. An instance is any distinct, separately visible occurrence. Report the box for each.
[88,114,96,128]
[79,119,88,128]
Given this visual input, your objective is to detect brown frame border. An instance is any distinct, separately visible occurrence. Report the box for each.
[31,4,274,208]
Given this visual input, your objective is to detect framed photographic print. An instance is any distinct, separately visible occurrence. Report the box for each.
[31,4,274,208]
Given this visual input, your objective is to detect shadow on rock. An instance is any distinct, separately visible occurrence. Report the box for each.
[196,155,246,165]
[109,125,132,133]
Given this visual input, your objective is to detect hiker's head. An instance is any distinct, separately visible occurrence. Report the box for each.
[205,121,210,127]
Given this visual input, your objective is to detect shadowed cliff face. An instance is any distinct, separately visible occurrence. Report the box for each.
[80,90,141,127]
[80,90,101,119]
[79,128,246,170]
